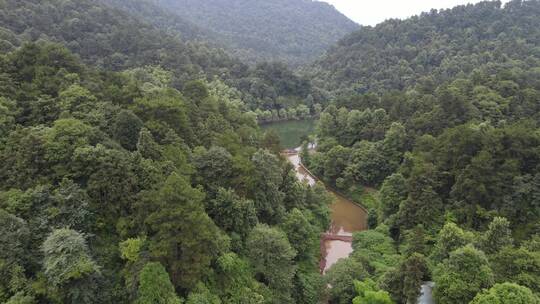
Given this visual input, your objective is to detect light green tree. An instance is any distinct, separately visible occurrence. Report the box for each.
[352,279,394,304]
[433,245,494,304]
[469,283,539,304]
[480,217,513,254]
[430,222,474,264]
[136,262,182,304]
[42,228,100,304]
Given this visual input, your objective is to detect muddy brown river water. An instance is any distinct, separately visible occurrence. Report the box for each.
[285,150,368,272]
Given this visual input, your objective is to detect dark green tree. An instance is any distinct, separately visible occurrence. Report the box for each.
[324,258,367,304]
[142,174,228,290]
[246,224,296,304]
[208,188,257,238]
[137,128,162,160]
[113,110,144,151]
[378,173,407,220]
[249,149,285,224]
[280,208,317,260]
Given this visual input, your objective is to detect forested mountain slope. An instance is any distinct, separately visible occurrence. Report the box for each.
[0,41,333,304]
[100,0,213,42]
[304,2,540,303]
[151,0,359,65]
[0,0,322,115]
[0,0,539,304]
[0,0,234,79]
[305,0,540,94]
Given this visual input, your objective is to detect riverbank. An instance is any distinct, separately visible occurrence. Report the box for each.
[283,149,368,273]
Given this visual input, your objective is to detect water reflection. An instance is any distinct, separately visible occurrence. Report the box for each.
[324,240,354,271]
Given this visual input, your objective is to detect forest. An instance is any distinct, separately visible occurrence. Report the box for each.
[150,0,359,65]
[304,1,540,303]
[0,41,332,304]
[0,0,539,304]
[0,0,324,116]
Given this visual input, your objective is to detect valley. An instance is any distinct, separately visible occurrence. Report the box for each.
[0,1,538,304]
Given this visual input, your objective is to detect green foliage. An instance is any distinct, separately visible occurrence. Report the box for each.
[248,149,286,224]
[5,292,36,304]
[119,237,146,263]
[0,97,16,139]
[185,283,221,304]
[42,229,99,285]
[292,268,325,304]
[490,246,540,294]
[480,217,514,254]
[193,147,234,193]
[470,283,539,304]
[136,262,182,304]
[379,252,429,303]
[307,1,540,96]
[149,0,358,65]
[41,229,100,303]
[433,245,494,304]
[280,208,317,260]
[246,224,296,303]
[351,229,401,278]
[396,158,444,231]
[1,0,540,302]
[0,209,29,267]
[352,279,394,304]
[378,173,407,221]
[214,253,265,304]
[0,0,327,114]
[113,110,144,151]
[0,210,30,301]
[137,128,162,160]
[324,258,367,304]
[208,188,257,239]
[0,7,336,303]
[45,118,95,170]
[141,173,229,290]
[312,108,406,188]
[430,222,475,264]
[400,225,428,257]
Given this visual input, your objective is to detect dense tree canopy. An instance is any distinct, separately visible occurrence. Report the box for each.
[0,42,331,303]
[305,0,540,95]
[306,2,540,304]
[0,0,539,303]
[0,0,323,117]
[149,0,358,65]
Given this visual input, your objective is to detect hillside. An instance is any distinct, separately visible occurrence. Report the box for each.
[0,0,234,78]
[0,1,539,304]
[0,0,321,115]
[100,0,212,42]
[305,2,540,303]
[305,0,540,94]
[152,0,359,65]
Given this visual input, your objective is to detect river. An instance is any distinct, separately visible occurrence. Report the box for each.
[267,121,430,302]
[263,119,368,272]
[284,149,367,273]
